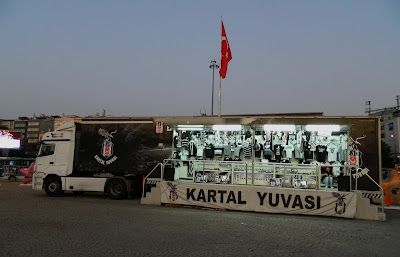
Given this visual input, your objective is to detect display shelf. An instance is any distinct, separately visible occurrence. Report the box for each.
[188,160,319,188]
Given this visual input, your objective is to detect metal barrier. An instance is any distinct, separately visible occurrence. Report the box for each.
[352,170,385,213]
[1,165,30,177]
[365,174,385,213]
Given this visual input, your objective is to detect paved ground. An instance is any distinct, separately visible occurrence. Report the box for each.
[0,182,399,257]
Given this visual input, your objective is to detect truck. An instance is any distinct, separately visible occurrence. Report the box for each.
[33,115,383,200]
[32,118,172,199]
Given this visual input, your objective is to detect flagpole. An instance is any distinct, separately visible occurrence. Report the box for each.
[218,75,222,117]
[218,17,222,117]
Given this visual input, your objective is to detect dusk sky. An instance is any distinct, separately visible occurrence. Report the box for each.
[1,0,399,119]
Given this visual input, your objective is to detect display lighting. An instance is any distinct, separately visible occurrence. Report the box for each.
[212,125,242,131]
[176,125,204,131]
[263,124,296,131]
[305,125,340,132]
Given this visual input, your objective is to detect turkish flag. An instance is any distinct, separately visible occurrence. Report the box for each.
[219,20,232,79]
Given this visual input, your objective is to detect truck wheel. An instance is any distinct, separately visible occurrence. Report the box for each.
[106,179,128,200]
[44,177,64,197]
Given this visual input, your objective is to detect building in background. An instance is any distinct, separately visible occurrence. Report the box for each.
[54,114,80,130]
[1,114,84,157]
[14,118,29,152]
[1,119,15,130]
[24,115,57,157]
[367,96,400,165]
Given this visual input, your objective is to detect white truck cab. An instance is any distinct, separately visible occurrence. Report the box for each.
[33,121,76,196]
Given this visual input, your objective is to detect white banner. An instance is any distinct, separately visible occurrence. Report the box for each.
[160,182,356,218]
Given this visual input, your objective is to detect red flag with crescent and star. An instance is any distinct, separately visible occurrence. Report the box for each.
[219,19,232,79]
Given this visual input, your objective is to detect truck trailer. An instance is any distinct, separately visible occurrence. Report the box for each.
[32,118,172,199]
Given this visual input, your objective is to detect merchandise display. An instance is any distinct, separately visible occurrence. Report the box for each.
[171,124,349,190]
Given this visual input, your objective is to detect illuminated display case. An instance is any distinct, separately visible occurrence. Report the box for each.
[158,115,380,192]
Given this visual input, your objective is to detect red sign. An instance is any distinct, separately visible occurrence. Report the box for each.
[349,156,357,165]
[156,122,163,134]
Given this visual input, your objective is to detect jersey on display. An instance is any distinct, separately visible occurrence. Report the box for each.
[274,145,284,162]
[316,145,327,162]
[327,144,339,162]
[205,145,215,158]
[284,144,294,159]
[243,144,252,159]
[304,148,313,160]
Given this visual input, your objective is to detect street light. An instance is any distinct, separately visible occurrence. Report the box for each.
[209,60,219,116]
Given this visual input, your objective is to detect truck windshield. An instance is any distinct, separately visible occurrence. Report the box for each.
[39,143,55,157]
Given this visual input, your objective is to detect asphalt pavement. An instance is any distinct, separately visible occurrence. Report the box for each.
[0,182,399,257]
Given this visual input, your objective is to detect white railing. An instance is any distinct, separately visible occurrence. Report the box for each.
[351,169,385,213]
[161,159,323,189]
[141,163,163,199]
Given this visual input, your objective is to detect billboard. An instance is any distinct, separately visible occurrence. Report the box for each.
[0,130,21,149]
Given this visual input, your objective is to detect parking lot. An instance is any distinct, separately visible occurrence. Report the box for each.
[0,181,399,257]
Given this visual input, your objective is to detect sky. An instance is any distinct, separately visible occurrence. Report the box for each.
[1,0,399,119]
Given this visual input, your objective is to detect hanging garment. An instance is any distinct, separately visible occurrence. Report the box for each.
[341,134,348,150]
[204,144,215,158]
[179,150,189,160]
[243,144,253,159]
[304,147,313,160]
[234,145,242,157]
[224,144,231,157]
[293,144,304,159]
[254,143,263,158]
[263,148,274,161]
[181,137,189,148]
[197,146,204,157]
[315,145,327,162]
[274,145,284,162]
[189,141,197,157]
[327,143,338,162]
[284,144,294,159]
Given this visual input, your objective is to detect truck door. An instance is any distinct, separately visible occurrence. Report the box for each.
[35,143,56,175]
[54,142,70,175]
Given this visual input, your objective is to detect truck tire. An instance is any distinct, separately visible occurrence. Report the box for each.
[44,177,64,197]
[106,179,128,200]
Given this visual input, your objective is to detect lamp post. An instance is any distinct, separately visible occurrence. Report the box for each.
[209,60,219,116]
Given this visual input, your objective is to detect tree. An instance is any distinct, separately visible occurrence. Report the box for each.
[381,141,394,168]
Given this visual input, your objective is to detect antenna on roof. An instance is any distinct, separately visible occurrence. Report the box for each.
[365,101,371,115]
[200,108,207,116]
